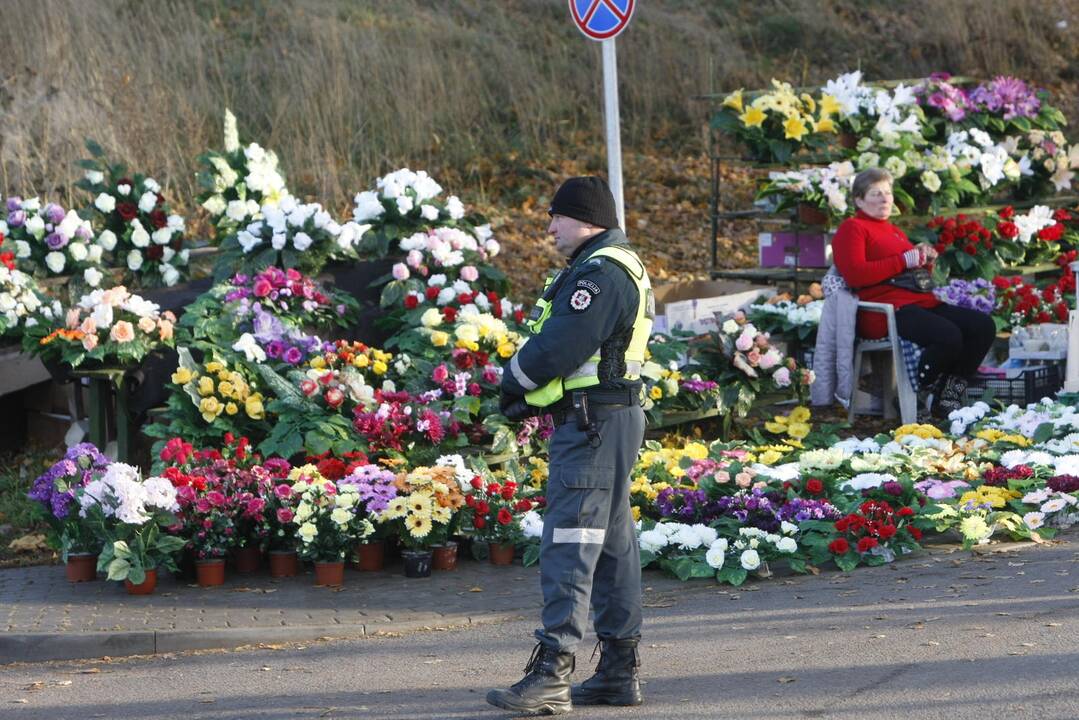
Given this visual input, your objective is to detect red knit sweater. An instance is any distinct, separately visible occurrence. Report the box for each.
[832,211,940,339]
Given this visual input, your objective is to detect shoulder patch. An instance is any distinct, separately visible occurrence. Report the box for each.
[576,279,601,294]
[569,288,594,312]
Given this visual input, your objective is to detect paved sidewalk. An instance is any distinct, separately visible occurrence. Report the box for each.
[0,555,713,664]
[3,534,1075,666]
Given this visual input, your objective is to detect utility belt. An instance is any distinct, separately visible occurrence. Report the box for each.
[548,387,640,442]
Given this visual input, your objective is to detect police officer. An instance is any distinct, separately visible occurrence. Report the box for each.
[487,176,652,716]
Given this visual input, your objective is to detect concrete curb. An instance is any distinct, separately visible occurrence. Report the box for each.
[0,612,530,664]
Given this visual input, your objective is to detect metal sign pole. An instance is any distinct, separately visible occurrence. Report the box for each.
[601,38,625,230]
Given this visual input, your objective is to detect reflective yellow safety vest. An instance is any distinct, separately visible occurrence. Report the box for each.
[523,245,654,407]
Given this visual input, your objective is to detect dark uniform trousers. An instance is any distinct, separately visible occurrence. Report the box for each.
[535,404,645,653]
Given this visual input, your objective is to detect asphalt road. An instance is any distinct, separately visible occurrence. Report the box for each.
[2,537,1078,720]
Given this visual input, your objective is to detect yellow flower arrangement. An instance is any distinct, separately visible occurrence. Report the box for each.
[959,485,1021,510]
[174,354,265,424]
[764,406,812,441]
[527,456,548,490]
[974,429,1031,447]
[894,423,944,441]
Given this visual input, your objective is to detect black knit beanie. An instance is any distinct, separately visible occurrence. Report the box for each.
[548,176,619,229]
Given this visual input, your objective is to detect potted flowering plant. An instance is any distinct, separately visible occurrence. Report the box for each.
[196,108,292,243]
[174,474,235,587]
[289,465,375,586]
[0,196,107,295]
[27,285,176,369]
[912,213,1006,282]
[465,474,539,565]
[376,464,467,577]
[711,81,839,164]
[337,463,399,571]
[77,140,190,288]
[26,443,111,581]
[77,463,186,594]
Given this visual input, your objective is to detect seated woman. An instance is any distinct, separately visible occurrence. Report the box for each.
[832,167,996,417]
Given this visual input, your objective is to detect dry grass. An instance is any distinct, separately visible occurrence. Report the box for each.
[0,0,1076,287]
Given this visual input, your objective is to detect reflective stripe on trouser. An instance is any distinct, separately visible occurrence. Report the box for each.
[535,405,645,653]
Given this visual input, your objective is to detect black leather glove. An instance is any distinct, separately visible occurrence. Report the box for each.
[499,391,536,421]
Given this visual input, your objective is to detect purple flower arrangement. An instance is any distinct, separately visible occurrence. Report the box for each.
[681,378,719,393]
[28,443,110,521]
[919,73,1042,123]
[934,278,996,314]
[338,464,399,517]
[27,443,110,555]
[655,486,840,531]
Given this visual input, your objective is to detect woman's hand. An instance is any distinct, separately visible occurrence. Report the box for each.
[919,243,939,263]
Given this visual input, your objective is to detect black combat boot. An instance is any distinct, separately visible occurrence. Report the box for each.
[570,638,643,706]
[486,642,575,716]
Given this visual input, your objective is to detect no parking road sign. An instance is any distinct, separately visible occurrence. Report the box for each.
[569,0,635,41]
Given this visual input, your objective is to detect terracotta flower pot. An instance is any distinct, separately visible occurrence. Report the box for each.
[124,568,158,595]
[268,549,299,578]
[488,542,516,566]
[431,542,458,571]
[796,202,829,226]
[314,561,345,587]
[196,558,226,587]
[838,132,858,149]
[354,540,385,571]
[402,549,432,578]
[65,553,98,583]
[232,545,261,574]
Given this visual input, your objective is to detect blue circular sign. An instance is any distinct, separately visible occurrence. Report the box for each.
[569,0,635,41]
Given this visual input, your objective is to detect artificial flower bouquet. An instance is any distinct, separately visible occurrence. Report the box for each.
[916,73,1066,136]
[375,463,468,550]
[713,80,840,163]
[26,443,111,559]
[0,254,64,341]
[913,213,1007,281]
[77,140,189,287]
[163,349,268,446]
[746,289,824,345]
[756,161,855,225]
[179,267,358,369]
[28,285,176,369]
[298,340,394,415]
[352,168,493,260]
[696,311,815,426]
[197,108,292,241]
[216,197,368,279]
[288,465,375,562]
[76,462,186,585]
[1,195,106,291]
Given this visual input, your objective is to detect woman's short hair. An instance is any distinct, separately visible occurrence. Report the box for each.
[851,168,893,200]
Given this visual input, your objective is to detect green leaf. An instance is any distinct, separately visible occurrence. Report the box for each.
[787,557,807,574]
[834,551,859,573]
[106,558,131,582]
[639,549,656,568]
[523,544,541,567]
[126,564,146,586]
[716,566,747,586]
[84,138,105,157]
[1033,422,1055,444]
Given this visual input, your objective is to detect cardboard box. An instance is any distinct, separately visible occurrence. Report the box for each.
[653,280,774,335]
[759,231,833,268]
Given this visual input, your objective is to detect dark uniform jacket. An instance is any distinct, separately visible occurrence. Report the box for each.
[501,228,642,401]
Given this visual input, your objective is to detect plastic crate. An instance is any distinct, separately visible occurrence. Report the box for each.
[964,364,1063,406]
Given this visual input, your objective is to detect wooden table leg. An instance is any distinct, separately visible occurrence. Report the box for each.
[87,378,109,450]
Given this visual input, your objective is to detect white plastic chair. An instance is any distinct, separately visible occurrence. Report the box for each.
[848,302,918,424]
